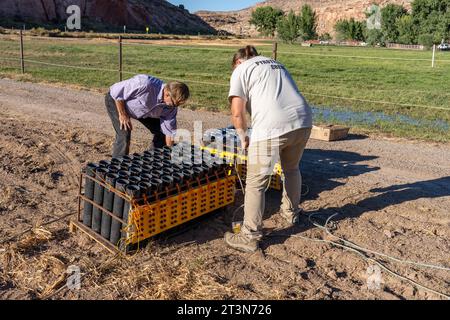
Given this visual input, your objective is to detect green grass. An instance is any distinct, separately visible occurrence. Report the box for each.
[0,35,449,142]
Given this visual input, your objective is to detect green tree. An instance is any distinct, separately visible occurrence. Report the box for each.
[381,4,408,42]
[335,19,350,41]
[366,29,384,46]
[396,15,417,44]
[335,18,366,41]
[418,33,434,48]
[277,10,301,43]
[298,4,317,40]
[319,33,332,41]
[249,6,284,37]
[412,0,450,44]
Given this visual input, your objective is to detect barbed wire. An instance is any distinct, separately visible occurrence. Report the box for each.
[2,34,449,63]
[122,40,450,63]
[0,56,20,62]
[23,58,119,73]
[6,55,442,99]
[303,92,450,111]
[0,54,449,111]
[274,50,450,62]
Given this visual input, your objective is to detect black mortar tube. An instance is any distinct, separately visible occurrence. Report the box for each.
[100,173,119,240]
[118,170,130,179]
[108,165,121,173]
[91,167,108,233]
[129,176,142,185]
[141,164,153,173]
[83,163,99,227]
[121,185,142,240]
[141,172,153,180]
[110,179,129,245]
[150,178,163,193]
[110,158,122,166]
[144,150,154,158]
[130,166,142,176]
[99,160,111,168]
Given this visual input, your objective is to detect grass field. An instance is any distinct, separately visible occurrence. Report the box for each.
[1,35,449,142]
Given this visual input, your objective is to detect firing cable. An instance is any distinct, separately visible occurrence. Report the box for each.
[228,145,450,298]
[309,212,450,272]
[266,212,450,299]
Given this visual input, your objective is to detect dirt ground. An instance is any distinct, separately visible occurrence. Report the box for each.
[0,78,449,300]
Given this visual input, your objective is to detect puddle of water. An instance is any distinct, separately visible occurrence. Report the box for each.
[312,106,449,131]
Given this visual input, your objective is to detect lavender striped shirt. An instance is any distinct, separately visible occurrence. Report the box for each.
[109,74,177,137]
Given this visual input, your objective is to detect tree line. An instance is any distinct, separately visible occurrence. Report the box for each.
[249,5,318,43]
[249,0,450,47]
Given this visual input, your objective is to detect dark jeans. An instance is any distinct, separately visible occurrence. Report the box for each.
[105,93,166,157]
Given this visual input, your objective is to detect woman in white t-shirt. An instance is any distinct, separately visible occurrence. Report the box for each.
[225,45,313,253]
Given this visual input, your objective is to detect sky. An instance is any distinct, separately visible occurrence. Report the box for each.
[168,0,263,13]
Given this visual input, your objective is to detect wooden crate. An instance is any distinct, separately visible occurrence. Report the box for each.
[310,125,350,142]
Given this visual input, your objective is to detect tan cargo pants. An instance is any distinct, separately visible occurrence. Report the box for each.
[242,128,312,239]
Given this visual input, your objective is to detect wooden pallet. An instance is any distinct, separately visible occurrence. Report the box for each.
[69,220,124,255]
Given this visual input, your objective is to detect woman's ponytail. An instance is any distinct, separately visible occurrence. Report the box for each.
[244,45,258,59]
[232,45,259,68]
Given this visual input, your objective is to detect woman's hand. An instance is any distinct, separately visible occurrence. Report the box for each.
[242,136,250,150]
[230,96,249,151]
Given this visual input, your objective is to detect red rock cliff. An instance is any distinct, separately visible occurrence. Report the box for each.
[0,0,216,34]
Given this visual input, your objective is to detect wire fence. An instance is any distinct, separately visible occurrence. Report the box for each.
[0,33,449,113]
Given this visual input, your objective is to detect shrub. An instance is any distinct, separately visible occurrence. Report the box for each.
[366,29,385,46]
[418,33,434,48]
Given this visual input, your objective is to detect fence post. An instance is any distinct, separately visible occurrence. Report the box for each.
[432,44,436,68]
[272,42,278,60]
[19,30,25,74]
[119,36,123,81]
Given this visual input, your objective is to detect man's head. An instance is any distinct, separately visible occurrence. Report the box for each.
[232,45,259,70]
[163,81,190,107]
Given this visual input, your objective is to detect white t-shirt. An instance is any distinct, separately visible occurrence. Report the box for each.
[229,56,313,143]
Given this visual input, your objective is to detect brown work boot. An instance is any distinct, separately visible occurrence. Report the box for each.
[224,232,259,253]
[281,209,304,226]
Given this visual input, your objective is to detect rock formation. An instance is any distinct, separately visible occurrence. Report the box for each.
[197,0,413,36]
[0,0,216,34]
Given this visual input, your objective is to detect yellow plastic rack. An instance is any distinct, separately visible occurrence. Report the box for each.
[201,146,283,191]
[126,175,236,245]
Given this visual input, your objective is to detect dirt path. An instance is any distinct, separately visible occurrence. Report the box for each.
[0,78,449,300]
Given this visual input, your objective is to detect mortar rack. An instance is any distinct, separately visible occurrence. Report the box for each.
[70,144,236,254]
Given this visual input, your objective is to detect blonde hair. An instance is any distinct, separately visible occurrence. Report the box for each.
[166,81,190,106]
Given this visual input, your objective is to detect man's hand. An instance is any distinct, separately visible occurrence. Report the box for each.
[165,136,175,147]
[119,113,133,131]
[115,100,133,131]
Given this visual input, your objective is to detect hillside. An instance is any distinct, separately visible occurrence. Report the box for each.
[197,0,413,36]
[0,0,216,34]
